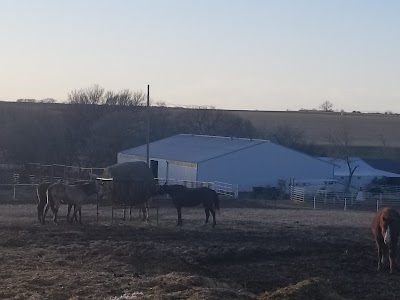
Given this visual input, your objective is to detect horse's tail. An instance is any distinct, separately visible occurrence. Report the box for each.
[213,191,220,213]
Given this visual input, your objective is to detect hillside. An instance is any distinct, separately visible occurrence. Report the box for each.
[231,110,400,147]
[1,101,400,164]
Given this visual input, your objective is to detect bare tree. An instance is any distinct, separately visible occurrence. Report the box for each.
[175,107,257,138]
[320,101,333,112]
[68,84,105,105]
[326,126,359,192]
[105,89,146,106]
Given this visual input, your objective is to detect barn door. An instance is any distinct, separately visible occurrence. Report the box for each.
[150,160,158,178]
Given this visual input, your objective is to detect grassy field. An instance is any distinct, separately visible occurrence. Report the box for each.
[0,200,398,300]
[231,110,400,147]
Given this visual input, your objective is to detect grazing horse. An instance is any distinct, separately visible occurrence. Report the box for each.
[158,184,220,227]
[371,207,400,273]
[36,182,56,223]
[43,181,98,224]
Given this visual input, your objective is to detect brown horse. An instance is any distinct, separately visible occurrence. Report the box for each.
[36,182,56,223]
[371,207,400,273]
[158,184,220,227]
[43,181,98,224]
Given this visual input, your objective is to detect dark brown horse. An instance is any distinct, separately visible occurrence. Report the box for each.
[36,182,56,223]
[371,207,400,273]
[43,181,98,224]
[158,184,220,227]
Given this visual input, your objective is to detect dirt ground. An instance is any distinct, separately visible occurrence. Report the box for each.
[0,199,397,300]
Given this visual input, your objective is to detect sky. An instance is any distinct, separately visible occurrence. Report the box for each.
[0,0,399,112]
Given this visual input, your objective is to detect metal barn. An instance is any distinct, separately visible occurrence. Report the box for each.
[117,134,334,191]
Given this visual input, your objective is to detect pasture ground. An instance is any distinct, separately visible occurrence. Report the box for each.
[0,200,396,300]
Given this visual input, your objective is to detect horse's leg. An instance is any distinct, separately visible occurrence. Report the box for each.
[42,203,50,225]
[73,205,79,223]
[78,207,82,224]
[204,208,210,224]
[141,207,149,222]
[67,204,72,223]
[376,238,384,271]
[389,238,398,274]
[177,207,182,226]
[210,207,216,228]
[53,208,59,224]
[37,204,43,222]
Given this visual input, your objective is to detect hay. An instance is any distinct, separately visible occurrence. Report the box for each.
[101,162,156,206]
[259,278,345,300]
[111,272,257,300]
[102,161,154,181]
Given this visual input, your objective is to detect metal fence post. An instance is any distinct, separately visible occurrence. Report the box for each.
[376,199,379,212]
[313,196,316,210]
[13,184,16,200]
[344,198,347,211]
[96,193,99,221]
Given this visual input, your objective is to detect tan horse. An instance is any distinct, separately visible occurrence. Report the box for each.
[36,182,56,223]
[371,207,400,273]
[43,181,98,224]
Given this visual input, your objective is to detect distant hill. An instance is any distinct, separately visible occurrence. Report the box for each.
[230,109,400,147]
[1,101,400,163]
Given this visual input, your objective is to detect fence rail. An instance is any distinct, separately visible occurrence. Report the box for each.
[290,186,400,211]
[0,177,238,202]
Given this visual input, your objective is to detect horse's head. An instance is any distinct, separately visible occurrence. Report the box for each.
[157,182,169,195]
[382,216,393,244]
[95,180,109,200]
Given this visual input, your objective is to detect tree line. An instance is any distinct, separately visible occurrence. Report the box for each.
[3,85,371,169]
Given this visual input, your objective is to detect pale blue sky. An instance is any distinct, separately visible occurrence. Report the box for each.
[0,0,399,112]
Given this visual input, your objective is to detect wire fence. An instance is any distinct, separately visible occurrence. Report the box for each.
[290,186,400,212]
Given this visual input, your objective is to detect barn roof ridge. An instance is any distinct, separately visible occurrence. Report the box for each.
[119,134,270,164]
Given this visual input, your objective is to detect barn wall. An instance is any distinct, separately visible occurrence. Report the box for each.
[117,153,145,164]
[197,142,334,191]
[117,153,197,182]
[164,161,197,182]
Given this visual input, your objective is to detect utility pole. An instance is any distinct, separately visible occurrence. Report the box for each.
[146,84,150,166]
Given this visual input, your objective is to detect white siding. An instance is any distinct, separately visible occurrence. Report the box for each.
[118,154,197,182]
[157,160,168,179]
[118,153,145,163]
[166,162,197,182]
[197,142,334,191]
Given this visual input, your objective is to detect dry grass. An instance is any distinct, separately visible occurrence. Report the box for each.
[259,278,345,300]
[0,202,397,300]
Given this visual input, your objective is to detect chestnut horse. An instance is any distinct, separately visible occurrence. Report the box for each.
[158,184,220,227]
[371,207,400,273]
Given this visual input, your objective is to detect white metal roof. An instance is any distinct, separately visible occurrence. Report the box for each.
[318,157,400,177]
[119,134,269,163]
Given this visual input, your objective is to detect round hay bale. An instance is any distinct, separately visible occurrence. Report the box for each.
[101,162,157,206]
[102,161,154,181]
